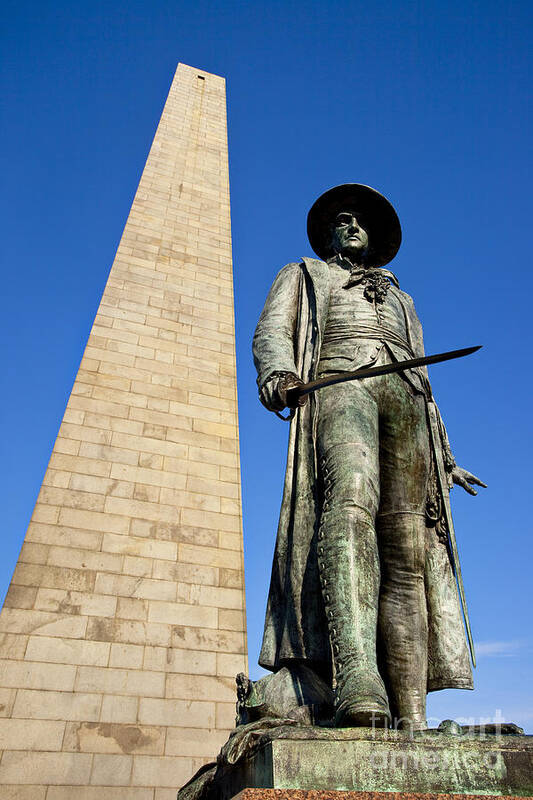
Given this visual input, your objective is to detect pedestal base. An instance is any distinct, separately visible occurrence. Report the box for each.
[231,792,526,800]
[187,725,532,799]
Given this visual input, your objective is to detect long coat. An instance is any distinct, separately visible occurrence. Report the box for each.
[253,257,473,693]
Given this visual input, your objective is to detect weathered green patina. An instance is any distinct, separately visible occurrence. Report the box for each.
[177,723,531,799]
[176,184,531,800]
[252,184,486,730]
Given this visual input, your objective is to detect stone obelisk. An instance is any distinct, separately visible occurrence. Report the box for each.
[0,63,247,798]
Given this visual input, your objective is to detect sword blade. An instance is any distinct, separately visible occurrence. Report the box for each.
[291,345,482,400]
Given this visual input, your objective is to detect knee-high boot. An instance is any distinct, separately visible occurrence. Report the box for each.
[378,512,428,731]
[318,504,391,728]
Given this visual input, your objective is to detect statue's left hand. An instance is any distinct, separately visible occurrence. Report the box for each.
[451,466,487,496]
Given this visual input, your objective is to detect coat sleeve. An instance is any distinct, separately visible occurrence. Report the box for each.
[402,291,456,477]
[252,262,302,389]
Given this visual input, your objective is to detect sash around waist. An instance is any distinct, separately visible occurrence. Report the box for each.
[321,323,415,359]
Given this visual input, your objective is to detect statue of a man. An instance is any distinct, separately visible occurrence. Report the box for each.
[252,183,485,731]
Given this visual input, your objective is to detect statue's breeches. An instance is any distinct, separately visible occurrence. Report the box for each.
[316,364,431,725]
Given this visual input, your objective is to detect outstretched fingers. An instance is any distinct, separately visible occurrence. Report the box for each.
[452,466,487,496]
[466,472,488,488]
[460,477,478,496]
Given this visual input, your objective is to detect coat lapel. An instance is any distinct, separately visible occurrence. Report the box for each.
[301,257,330,379]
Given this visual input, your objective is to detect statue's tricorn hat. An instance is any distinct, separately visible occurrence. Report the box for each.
[307,183,402,267]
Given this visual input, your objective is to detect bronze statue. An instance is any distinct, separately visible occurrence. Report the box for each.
[252,183,486,731]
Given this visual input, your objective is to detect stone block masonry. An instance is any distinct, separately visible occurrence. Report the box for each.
[0,63,247,797]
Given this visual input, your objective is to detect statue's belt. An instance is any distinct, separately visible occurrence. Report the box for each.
[320,323,415,360]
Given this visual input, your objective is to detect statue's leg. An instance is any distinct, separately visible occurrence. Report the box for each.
[377,374,431,731]
[317,381,390,728]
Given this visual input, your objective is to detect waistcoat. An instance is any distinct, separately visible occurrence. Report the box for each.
[318,261,423,394]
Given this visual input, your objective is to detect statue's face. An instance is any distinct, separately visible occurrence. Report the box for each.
[331,211,369,261]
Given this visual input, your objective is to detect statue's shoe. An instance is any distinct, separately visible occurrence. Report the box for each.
[334,669,391,729]
[335,698,391,728]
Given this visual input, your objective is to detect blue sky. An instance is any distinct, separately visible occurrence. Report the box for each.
[2,0,532,731]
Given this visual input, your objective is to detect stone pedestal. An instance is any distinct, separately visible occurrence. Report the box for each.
[230,792,527,800]
[186,725,532,799]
